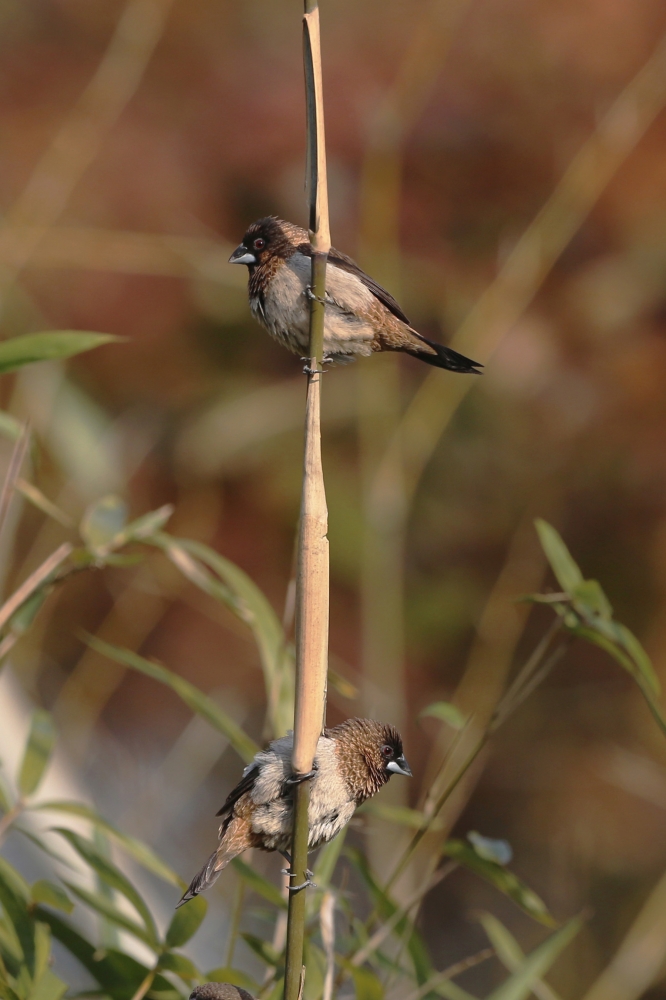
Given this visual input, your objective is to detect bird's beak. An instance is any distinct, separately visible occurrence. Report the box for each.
[229,244,256,265]
[387,755,412,777]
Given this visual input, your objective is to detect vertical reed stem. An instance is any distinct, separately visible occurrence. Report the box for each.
[283,2,330,998]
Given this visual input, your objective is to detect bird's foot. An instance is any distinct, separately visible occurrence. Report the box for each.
[284,768,317,785]
[305,285,327,305]
[288,876,317,893]
[302,361,324,376]
[280,866,314,880]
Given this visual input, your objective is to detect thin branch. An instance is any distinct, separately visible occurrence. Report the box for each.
[0,425,30,554]
[0,542,73,634]
[403,948,496,1000]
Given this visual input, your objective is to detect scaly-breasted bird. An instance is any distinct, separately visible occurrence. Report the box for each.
[229,217,482,373]
[178,718,411,906]
[189,987,255,1000]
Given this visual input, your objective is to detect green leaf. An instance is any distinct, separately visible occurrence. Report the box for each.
[29,967,68,1000]
[80,496,128,555]
[158,952,199,983]
[51,829,159,947]
[443,840,555,926]
[0,857,34,974]
[477,912,526,968]
[571,579,612,619]
[33,920,51,986]
[32,800,182,886]
[0,332,121,374]
[429,981,478,1000]
[0,412,26,442]
[18,711,56,798]
[61,881,155,948]
[359,802,442,831]
[534,520,583,595]
[204,967,259,992]
[13,827,78,872]
[165,894,207,947]
[82,635,260,764]
[151,534,294,738]
[0,773,13,814]
[231,859,286,909]
[240,933,282,968]
[467,831,512,865]
[349,966,384,1000]
[485,917,582,1000]
[110,505,174,548]
[30,881,73,915]
[419,702,466,730]
[312,826,347,886]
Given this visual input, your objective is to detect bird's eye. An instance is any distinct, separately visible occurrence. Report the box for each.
[253,238,266,250]
[381,745,394,759]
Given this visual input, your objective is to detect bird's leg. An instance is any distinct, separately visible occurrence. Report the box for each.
[284,768,317,785]
[304,285,327,306]
[279,851,315,890]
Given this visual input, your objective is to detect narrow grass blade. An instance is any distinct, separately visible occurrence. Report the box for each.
[18,710,56,798]
[0,332,121,374]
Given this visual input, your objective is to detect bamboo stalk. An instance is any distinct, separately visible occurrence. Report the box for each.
[283,3,330,999]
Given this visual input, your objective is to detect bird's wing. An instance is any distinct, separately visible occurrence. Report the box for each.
[296,242,410,325]
[215,763,259,818]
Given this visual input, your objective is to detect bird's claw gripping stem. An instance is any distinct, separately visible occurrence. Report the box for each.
[305,284,327,305]
[302,361,324,376]
[285,768,317,785]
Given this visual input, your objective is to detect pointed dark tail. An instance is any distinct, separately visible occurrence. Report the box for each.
[405,336,483,374]
[177,848,228,908]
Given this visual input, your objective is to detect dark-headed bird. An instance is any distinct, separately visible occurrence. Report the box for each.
[189,987,255,1000]
[178,718,411,906]
[229,217,482,373]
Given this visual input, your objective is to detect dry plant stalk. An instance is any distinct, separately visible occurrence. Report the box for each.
[283,2,331,999]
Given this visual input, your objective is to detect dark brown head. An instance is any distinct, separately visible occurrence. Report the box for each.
[326,717,411,802]
[189,985,255,1000]
[228,217,306,269]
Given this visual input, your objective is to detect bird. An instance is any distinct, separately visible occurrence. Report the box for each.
[178,718,411,906]
[189,986,255,1000]
[228,216,482,373]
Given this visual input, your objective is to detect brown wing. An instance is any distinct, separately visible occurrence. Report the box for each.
[296,242,410,326]
[215,763,258,818]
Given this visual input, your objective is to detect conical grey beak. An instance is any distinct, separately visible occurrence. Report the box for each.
[229,244,256,265]
[387,755,412,777]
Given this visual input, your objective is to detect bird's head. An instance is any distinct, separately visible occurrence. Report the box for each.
[328,717,411,801]
[228,216,304,268]
[189,985,255,1000]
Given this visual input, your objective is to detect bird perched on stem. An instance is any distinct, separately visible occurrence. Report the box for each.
[229,217,482,373]
[178,718,411,906]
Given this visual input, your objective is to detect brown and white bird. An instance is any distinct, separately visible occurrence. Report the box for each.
[229,217,482,373]
[189,987,255,1000]
[178,718,410,906]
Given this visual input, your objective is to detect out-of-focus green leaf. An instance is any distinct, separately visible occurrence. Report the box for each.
[0,773,13,813]
[32,800,182,886]
[80,496,128,555]
[0,332,121,374]
[18,711,56,799]
[429,980,478,1000]
[359,802,442,831]
[151,533,294,738]
[478,912,526,968]
[0,857,34,973]
[241,933,282,968]
[231,859,286,910]
[111,504,174,548]
[13,827,78,872]
[165,894,207,947]
[419,702,466,730]
[467,831,512,865]
[158,952,199,982]
[0,412,26,442]
[29,967,68,1000]
[51,829,159,947]
[313,827,347,886]
[328,666,358,700]
[82,635,260,764]
[485,917,581,1000]
[7,588,51,640]
[35,907,177,1000]
[204,967,259,992]
[534,520,583,594]
[62,881,155,948]
[345,848,432,985]
[15,480,73,529]
[443,839,555,926]
[349,965,384,1000]
[33,920,51,985]
[30,881,73,915]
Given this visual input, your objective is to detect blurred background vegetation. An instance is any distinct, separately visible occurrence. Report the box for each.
[2,0,666,997]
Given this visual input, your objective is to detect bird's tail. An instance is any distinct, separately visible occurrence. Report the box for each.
[177,843,241,908]
[404,333,482,374]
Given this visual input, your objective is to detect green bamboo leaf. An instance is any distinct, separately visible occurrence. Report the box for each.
[231,859,286,910]
[30,881,73,915]
[571,579,612,620]
[32,800,182,886]
[35,907,178,1000]
[29,967,68,1000]
[51,829,159,947]
[443,840,555,926]
[485,917,582,1000]
[151,534,294,738]
[33,920,51,986]
[534,520,583,595]
[349,966,384,1000]
[312,826,347,886]
[0,332,121,374]
[477,912,526,968]
[165,894,207,947]
[158,952,199,982]
[419,702,466,730]
[430,981,478,1000]
[204,967,259,992]
[0,910,23,969]
[18,711,56,798]
[80,496,128,554]
[62,881,155,948]
[240,933,282,968]
[0,412,26,442]
[359,802,442,831]
[82,634,260,764]
[0,773,13,814]
[13,827,78,872]
[110,504,174,548]
[0,857,34,973]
